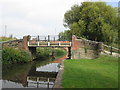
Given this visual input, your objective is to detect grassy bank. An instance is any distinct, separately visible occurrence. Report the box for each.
[2,47,32,65]
[62,55,118,88]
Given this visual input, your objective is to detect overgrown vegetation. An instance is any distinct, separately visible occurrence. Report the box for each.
[62,55,118,88]
[36,47,67,60]
[2,47,32,65]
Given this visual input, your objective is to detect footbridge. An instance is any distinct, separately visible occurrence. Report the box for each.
[25,35,72,59]
[28,35,72,47]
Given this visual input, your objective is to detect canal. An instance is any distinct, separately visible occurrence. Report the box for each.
[2,58,60,88]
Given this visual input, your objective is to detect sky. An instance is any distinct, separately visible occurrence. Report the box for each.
[0,0,119,39]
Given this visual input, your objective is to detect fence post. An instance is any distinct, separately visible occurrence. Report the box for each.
[47,78,49,89]
[26,77,29,87]
[59,42,61,46]
[45,37,46,42]
[110,46,112,55]
[48,35,50,41]
[37,35,39,41]
[54,37,55,42]
[37,77,39,88]
[58,35,60,41]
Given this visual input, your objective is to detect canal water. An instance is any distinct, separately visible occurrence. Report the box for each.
[2,59,60,88]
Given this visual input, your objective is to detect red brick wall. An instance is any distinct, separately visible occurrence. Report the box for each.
[22,36,29,50]
[72,35,80,50]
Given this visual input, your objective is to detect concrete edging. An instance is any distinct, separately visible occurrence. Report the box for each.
[53,60,64,88]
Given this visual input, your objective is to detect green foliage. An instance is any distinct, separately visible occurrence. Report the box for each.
[63,2,118,44]
[2,47,32,65]
[62,55,118,88]
[54,48,67,58]
[59,30,72,41]
[36,47,51,59]
[36,47,67,60]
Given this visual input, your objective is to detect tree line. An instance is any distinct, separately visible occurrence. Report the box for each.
[59,2,119,47]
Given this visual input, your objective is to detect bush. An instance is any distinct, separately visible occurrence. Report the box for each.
[36,47,67,60]
[54,48,66,57]
[2,47,32,65]
[36,47,51,59]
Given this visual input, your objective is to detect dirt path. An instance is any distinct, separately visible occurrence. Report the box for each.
[51,48,68,63]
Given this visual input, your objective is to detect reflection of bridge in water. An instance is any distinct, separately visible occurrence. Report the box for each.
[27,62,59,88]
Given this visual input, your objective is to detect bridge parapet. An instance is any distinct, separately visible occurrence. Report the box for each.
[71,35,102,59]
[2,39,23,50]
[27,35,71,47]
[28,41,71,47]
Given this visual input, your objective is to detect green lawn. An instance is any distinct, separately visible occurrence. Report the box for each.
[62,55,118,88]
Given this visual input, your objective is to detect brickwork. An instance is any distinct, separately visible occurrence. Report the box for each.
[2,36,29,51]
[71,35,102,59]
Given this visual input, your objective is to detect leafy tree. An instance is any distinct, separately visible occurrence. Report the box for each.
[58,30,72,41]
[63,2,118,44]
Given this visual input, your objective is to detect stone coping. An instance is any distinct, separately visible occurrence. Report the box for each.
[53,60,65,88]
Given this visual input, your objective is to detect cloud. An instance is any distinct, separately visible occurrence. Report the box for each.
[0,0,83,38]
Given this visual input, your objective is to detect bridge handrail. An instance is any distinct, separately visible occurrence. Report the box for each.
[103,44,119,51]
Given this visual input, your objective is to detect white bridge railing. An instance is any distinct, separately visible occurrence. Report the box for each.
[28,41,72,47]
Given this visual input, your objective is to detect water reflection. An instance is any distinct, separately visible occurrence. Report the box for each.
[2,59,59,88]
[36,63,59,72]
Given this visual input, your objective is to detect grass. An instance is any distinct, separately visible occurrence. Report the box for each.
[62,55,118,88]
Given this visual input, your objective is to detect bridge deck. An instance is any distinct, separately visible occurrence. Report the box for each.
[28,41,72,47]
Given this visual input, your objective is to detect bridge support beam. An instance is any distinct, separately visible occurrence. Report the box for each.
[68,47,71,59]
[29,47,36,59]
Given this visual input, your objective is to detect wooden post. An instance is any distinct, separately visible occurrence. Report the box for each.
[110,46,112,55]
[58,35,60,41]
[37,42,39,46]
[37,77,39,88]
[47,78,49,89]
[68,47,71,59]
[70,42,72,46]
[48,35,50,41]
[45,37,46,42]
[48,42,50,46]
[27,77,29,87]
[54,37,55,42]
[38,35,39,41]
[59,42,61,46]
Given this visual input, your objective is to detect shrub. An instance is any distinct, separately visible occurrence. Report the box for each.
[2,47,32,65]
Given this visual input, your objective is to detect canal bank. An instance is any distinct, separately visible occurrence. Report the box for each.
[2,47,67,88]
[53,48,68,88]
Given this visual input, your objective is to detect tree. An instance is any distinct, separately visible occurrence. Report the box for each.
[63,2,118,44]
[58,30,72,41]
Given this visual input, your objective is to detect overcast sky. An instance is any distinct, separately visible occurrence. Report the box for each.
[0,0,119,38]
